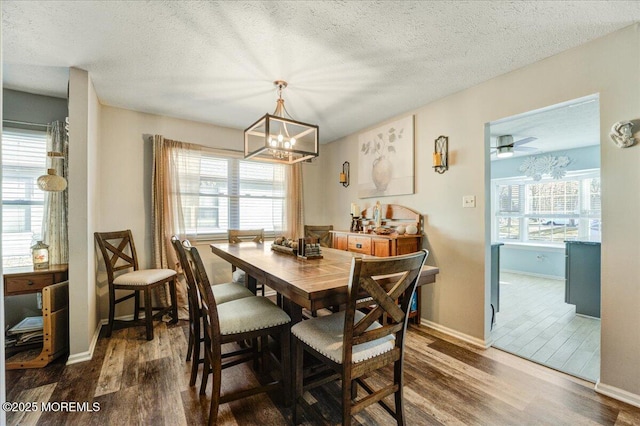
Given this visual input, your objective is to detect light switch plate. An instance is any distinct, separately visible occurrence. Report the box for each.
[463,195,476,208]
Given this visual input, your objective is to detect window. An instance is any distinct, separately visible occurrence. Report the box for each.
[175,149,286,238]
[2,127,48,267]
[494,170,601,244]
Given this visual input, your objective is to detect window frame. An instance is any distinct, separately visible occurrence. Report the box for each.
[492,169,601,245]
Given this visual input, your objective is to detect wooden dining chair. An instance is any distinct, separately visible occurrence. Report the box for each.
[94,230,179,341]
[170,236,254,387]
[228,229,265,294]
[177,241,292,426]
[304,224,333,248]
[292,249,428,425]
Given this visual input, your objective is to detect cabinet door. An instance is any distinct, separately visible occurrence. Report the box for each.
[396,237,420,255]
[333,234,348,251]
[372,238,391,257]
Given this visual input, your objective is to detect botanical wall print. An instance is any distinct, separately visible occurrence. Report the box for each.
[358,115,414,198]
[519,154,571,181]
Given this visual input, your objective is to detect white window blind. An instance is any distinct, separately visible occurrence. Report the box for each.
[175,149,285,238]
[2,127,47,267]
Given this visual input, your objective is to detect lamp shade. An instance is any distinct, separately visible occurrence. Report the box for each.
[37,168,67,192]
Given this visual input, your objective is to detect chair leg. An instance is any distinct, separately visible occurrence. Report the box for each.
[342,374,352,426]
[144,288,154,341]
[169,278,179,324]
[208,362,222,426]
[107,287,116,337]
[292,336,304,425]
[134,290,140,321]
[186,325,194,362]
[200,355,210,395]
[261,335,269,373]
[394,359,405,425]
[189,317,201,387]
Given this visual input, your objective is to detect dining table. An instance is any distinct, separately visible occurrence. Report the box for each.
[210,242,439,323]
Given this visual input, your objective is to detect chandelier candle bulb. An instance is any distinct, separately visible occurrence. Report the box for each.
[433,152,442,167]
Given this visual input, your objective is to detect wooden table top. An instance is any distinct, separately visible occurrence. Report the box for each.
[211,242,438,312]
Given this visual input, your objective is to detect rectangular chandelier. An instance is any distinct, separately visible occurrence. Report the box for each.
[244,114,319,164]
[244,80,319,164]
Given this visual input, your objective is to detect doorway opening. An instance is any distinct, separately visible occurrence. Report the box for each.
[486,95,601,382]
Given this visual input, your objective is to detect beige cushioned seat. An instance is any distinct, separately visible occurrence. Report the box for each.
[217,296,291,335]
[211,282,253,304]
[292,310,395,364]
[113,269,176,285]
[231,269,246,284]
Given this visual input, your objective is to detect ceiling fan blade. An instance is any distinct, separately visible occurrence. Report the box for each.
[513,136,537,146]
[516,146,538,152]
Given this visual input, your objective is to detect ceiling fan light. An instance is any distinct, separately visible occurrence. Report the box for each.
[497,146,514,158]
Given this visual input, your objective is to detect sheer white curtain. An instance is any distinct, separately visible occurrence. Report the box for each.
[41,120,69,265]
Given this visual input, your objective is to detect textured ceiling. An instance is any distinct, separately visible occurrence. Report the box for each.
[3,1,640,144]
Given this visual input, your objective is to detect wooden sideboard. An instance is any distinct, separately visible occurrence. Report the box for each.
[4,264,69,369]
[330,204,427,324]
[331,231,422,257]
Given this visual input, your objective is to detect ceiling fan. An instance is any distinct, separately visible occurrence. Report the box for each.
[490,135,538,158]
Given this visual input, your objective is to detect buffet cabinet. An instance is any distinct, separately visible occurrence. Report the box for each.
[330,231,422,257]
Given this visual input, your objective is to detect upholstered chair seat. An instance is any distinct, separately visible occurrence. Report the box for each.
[113,269,177,286]
[218,296,291,336]
[211,281,253,304]
[231,269,246,284]
[292,310,394,364]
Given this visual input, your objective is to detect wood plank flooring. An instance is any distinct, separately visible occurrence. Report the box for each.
[6,319,638,425]
[493,272,601,382]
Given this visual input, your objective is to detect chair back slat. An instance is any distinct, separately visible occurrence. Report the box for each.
[343,250,428,362]
[170,236,200,326]
[94,230,140,283]
[228,229,264,244]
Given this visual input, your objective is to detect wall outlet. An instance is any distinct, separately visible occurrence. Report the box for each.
[462,195,476,208]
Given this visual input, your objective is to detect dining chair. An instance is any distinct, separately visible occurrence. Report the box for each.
[228,229,265,294]
[94,229,179,341]
[177,241,292,426]
[292,249,428,425]
[304,224,333,248]
[170,236,254,387]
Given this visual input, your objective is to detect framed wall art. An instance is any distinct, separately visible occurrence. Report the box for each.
[358,115,414,198]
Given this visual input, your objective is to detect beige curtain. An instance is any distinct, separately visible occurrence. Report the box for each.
[285,163,304,239]
[41,120,69,265]
[152,135,201,320]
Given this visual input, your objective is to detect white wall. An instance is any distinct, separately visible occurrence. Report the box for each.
[307,24,640,400]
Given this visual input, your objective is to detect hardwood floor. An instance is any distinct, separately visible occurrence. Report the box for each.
[493,272,601,382]
[6,320,639,425]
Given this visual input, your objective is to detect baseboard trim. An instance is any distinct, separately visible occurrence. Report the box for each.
[501,269,564,281]
[595,381,640,408]
[419,319,490,349]
[66,322,102,365]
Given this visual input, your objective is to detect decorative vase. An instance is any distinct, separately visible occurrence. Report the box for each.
[372,156,392,191]
[406,224,418,235]
[396,225,406,235]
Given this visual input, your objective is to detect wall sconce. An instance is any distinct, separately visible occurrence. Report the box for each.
[433,135,448,174]
[340,161,350,187]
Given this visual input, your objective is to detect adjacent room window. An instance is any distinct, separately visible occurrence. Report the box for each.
[494,170,601,244]
[175,149,286,239]
[2,127,48,267]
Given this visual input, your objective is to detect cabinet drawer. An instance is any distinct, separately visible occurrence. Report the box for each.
[5,274,54,296]
[348,236,371,254]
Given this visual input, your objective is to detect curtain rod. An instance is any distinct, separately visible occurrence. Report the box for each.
[2,119,49,128]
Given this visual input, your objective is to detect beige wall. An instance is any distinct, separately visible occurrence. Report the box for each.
[68,67,101,358]
[307,24,640,399]
[85,24,639,403]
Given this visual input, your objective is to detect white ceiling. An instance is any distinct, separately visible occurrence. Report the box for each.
[3,1,640,144]
[489,95,601,160]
